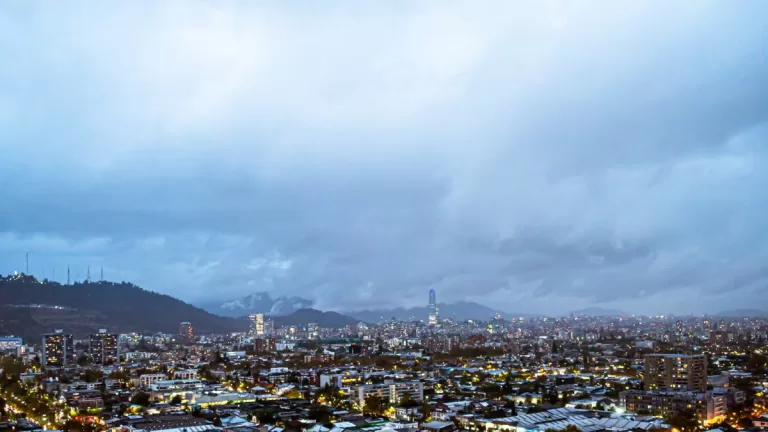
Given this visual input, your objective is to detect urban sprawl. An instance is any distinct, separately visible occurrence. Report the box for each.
[2,290,768,432]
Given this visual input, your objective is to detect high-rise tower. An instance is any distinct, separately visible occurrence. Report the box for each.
[428,288,438,325]
[89,329,119,365]
[249,313,265,337]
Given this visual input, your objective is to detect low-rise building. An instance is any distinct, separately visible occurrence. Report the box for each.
[620,390,726,421]
[356,380,424,408]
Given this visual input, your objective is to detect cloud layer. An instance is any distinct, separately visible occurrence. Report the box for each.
[1,1,768,314]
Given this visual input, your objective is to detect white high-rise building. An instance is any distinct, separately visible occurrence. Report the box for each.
[308,323,319,340]
[249,313,265,337]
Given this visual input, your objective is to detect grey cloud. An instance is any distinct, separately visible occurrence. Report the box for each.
[1,2,768,314]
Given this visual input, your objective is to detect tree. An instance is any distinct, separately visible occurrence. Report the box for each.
[665,409,698,432]
[256,410,276,424]
[547,388,559,405]
[503,371,513,393]
[63,420,99,432]
[76,355,91,367]
[364,395,386,416]
[285,388,303,399]
[421,401,432,421]
[82,369,101,383]
[170,395,183,405]
[400,392,412,406]
[130,392,151,407]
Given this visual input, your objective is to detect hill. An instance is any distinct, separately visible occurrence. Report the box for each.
[272,308,360,328]
[347,301,528,323]
[0,274,246,340]
[202,292,314,317]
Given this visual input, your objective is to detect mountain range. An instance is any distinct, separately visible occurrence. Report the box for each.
[273,308,360,328]
[0,276,361,340]
[570,307,627,316]
[201,292,314,317]
[716,309,768,317]
[5,275,763,341]
[347,300,523,323]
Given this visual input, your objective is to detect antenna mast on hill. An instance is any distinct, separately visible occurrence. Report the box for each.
[67,266,70,285]
[87,266,91,283]
[25,251,29,275]
[101,266,104,282]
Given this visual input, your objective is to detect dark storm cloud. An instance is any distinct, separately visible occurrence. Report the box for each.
[1,1,768,314]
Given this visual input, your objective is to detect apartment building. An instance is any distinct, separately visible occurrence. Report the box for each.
[644,354,707,392]
[356,380,424,407]
[620,390,726,421]
[89,329,119,365]
[173,369,198,380]
[42,330,74,368]
[137,373,168,388]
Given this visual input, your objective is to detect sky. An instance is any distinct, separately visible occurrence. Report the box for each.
[1,1,768,315]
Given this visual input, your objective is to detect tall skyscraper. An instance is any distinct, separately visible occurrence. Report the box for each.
[179,321,194,340]
[428,288,438,325]
[89,329,119,365]
[249,313,265,337]
[644,353,707,392]
[42,330,74,368]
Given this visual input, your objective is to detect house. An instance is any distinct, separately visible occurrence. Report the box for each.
[420,421,456,432]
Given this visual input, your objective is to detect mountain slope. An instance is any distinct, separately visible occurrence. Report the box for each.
[272,308,360,328]
[203,292,314,317]
[0,274,245,338]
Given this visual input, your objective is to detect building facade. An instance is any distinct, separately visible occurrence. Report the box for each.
[620,390,726,421]
[249,313,265,337]
[89,329,119,365]
[42,330,74,368]
[254,337,276,354]
[0,337,23,356]
[179,321,194,340]
[644,354,707,392]
[308,323,319,340]
[356,380,424,408]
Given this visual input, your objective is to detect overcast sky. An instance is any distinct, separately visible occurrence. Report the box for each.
[1,1,767,315]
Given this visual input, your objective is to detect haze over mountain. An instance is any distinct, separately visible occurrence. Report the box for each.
[348,301,524,323]
[570,307,627,317]
[203,292,314,317]
[716,309,768,317]
[1,3,767,314]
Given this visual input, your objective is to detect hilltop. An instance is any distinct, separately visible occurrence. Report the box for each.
[0,274,245,340]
